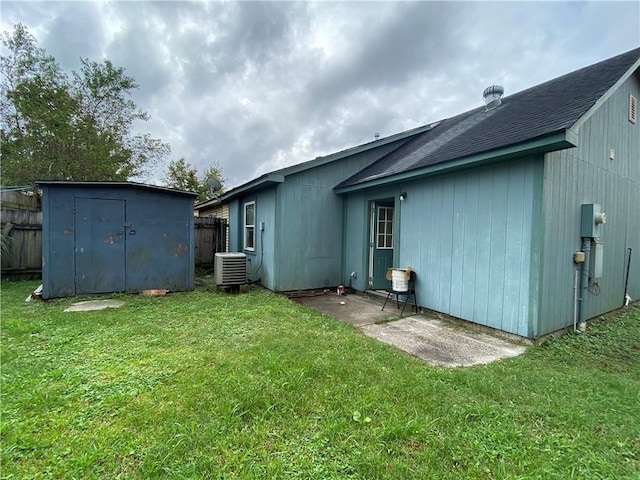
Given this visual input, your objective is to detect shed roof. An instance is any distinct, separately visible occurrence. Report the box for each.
[35,180,197,197]
[336,47,640,190]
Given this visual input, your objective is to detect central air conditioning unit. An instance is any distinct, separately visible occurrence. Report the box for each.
[215,252,247,286]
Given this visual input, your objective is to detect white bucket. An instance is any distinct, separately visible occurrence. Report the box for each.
[391,269,409,292]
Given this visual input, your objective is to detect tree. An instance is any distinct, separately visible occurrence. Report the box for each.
[165,158,226,202]
[0,23,170,185]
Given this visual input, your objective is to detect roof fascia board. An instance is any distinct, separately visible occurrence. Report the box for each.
[194,198,221,209]
[220,174,285,201]
[572,58,640,131]
[335,130,576,194]
[35,180,197,197]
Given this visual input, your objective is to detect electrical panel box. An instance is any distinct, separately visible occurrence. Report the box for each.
[581,204,606,238]
[590,240,604,281]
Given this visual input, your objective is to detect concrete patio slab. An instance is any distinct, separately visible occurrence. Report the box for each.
[293,292,399,327]
[64,299,125,312]
[294,291,527,367]
[361,317,526,367]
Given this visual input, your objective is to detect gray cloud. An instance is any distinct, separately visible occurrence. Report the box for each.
[1,1,638,187]
[42,3,104,70]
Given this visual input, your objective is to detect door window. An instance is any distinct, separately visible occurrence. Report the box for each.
[377,206,393,249]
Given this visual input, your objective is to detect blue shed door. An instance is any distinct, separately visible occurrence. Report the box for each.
[369,199,394,289]
[74,198,126,294]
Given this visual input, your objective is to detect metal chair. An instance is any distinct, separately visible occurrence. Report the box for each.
[382,270,418,315]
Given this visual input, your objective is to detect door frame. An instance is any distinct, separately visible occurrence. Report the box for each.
[367,197,396,289]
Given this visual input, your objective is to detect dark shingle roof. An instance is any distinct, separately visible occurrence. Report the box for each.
[337,47,640,189]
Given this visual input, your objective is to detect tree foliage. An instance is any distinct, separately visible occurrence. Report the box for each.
[0,23,170,185]
[165,158,226,202]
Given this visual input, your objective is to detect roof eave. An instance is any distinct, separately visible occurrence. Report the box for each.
[334,130,577,194]
[220,174,285,201]
[35,180,197,197]
[194,197,221,210]
[216,122,441,202]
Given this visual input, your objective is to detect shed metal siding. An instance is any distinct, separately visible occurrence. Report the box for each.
[41,184,194,299]
[539,72,640,335]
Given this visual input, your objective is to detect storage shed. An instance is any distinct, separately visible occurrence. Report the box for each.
[37,181,196,299]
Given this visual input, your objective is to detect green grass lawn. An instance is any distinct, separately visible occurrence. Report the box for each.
[1,280,639,479]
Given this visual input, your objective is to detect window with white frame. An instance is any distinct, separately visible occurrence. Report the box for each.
[377,206,394,249]
[244,201,255,251]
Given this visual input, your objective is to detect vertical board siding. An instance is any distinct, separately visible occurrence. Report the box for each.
[343,192,369,292]
[540,73,640,335]
[242,189,276,289]
[341,158,537,337]
[225,140,407,292]
[460,175,479,321]
[273,145,403,292]
[473,170,494,327]
[503,165,528,334]
[438,180,455,314]
[395,158,537,337]
[487,168,509,330]
[449,176,466,317]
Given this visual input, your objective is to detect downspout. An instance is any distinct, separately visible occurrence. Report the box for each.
[578,238,591,332]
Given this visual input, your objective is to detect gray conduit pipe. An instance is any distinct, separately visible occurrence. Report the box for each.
[573,268,579,332]
[578,238,591,332]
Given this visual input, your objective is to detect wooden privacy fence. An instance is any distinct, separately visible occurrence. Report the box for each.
[194,216,228,268]
[1,191,42,279]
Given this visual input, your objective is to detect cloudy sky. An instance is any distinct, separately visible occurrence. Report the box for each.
[1,1,639,188]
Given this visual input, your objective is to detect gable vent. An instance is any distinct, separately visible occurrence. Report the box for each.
[483,85,504,110]
[630,94,637,125]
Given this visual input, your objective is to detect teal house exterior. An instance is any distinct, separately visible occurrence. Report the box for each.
[222,48,640,339]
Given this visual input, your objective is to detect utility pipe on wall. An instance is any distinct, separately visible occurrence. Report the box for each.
[578,238,591,332]
[573,268,579,332]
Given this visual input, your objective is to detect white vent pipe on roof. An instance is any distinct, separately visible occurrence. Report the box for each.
[483,85,504,110]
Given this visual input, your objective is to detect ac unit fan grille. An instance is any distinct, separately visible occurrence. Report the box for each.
[215,253,247,286]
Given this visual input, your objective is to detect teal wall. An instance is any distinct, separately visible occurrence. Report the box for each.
[228,140,405,291]
[273,145,402,291]
[227,189,277,288]
[246,189,277,288]
[539,71,640,335]
[344,157,540,337]
[342,186,399,292]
